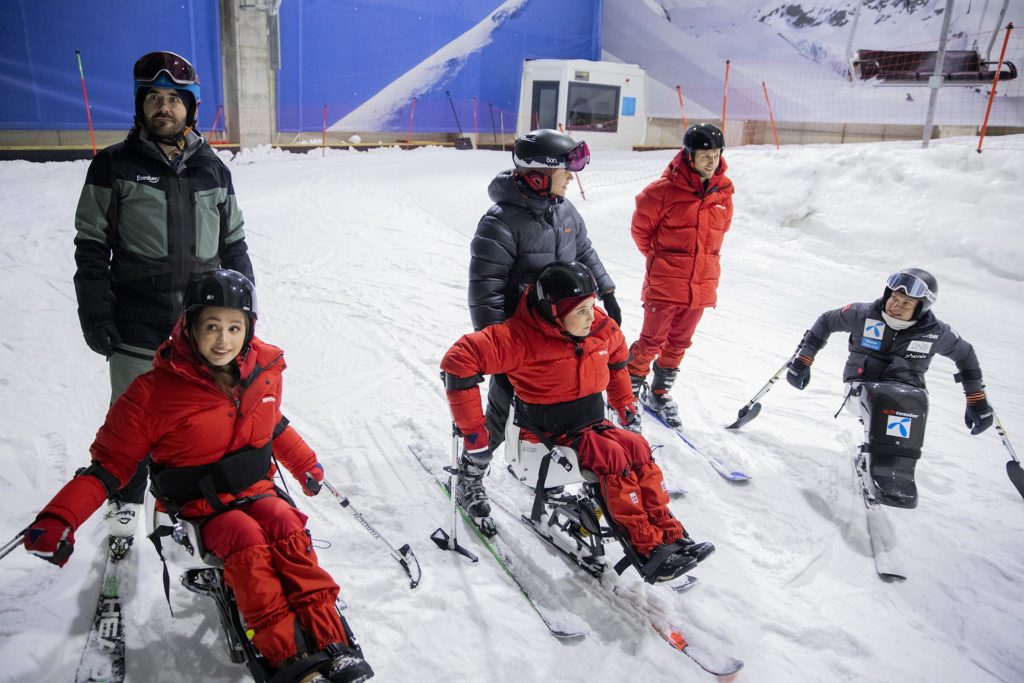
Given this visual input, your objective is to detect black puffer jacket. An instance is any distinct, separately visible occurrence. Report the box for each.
[73,127,254,349]
[468,170,614,330]
[797,299,983,392]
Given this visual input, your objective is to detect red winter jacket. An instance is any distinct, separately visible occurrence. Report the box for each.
[631,151,734,307]
[41,321,318,530]
[441,291,634,439]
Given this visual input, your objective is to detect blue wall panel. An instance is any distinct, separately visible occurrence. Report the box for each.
[277,0,601,132]
[0,0,223,131]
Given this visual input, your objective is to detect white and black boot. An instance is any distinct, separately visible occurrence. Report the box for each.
[104,499,141,562]
[454,452,492,519]
[641,363,682,429]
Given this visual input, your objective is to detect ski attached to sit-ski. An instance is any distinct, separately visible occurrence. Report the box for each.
[75,552,126,683]
[408,443,588,639]
[854,452,907,581]
[643,407,752,481]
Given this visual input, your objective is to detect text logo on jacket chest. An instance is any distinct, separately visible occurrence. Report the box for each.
[261,396,276,404]
[136,174,159,184]
[904,340,933,359]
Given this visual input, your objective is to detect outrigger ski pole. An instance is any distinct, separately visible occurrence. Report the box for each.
[993,410,1024,500]
[0,531,26,561]
[429,423,479,563]
[727,358,792,429]
[320,478,423,589]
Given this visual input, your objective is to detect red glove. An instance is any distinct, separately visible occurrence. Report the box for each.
[24,514,75,567]
[303,463,324,496]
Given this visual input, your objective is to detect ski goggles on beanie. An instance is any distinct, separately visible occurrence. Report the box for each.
[563,140,590,172]
[886,272,936,303]
[134,51,198,86]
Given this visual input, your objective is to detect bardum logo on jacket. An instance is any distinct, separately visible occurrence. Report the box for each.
[861,318,884,350]
[136,174,159,184]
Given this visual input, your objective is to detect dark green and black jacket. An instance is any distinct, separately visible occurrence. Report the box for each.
[74,128,254,349]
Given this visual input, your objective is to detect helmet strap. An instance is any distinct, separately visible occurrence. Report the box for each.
[519,171,552,196]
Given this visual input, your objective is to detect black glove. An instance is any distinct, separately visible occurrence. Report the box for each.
[303,464,324,496]
[964,392,993,435]
[603,293,622,326]
[786,355,813,390]
[83,323,122,357]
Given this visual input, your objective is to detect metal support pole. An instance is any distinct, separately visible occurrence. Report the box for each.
[922,0,956,148]
[844,0,864,67]
[985,0,1011,61]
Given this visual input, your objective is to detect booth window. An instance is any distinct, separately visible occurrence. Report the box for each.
[531,81,560,130]
[566,83,620,132]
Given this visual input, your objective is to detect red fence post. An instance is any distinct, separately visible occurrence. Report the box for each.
[762,81,780,149]
[721,59,730,135]
[978,23,1014,154]
[675,84,689,133]
[75,50,97,156]
[322,105,327,157]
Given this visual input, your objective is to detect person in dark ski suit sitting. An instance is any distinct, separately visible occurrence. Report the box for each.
[464,129,619,521]
[786,268,992,508]
[23,270,373,683]
[443,261,713,581]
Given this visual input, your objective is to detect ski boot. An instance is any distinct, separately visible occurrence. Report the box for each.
[104,500,141,562]
[321,642,374,683]
[454,452,497,536]
[641,363,682,429]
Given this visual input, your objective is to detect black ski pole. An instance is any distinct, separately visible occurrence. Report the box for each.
[727,358,792,429]
[446,91,472,149]
[993,410,1024,500]
[319,478,422,588]
[0,531,26,561]
[429,423,478,562]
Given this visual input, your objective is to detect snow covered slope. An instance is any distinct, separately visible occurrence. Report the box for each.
[0,137,1022,682]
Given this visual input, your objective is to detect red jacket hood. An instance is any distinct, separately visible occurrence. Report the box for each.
[664,150,730,192]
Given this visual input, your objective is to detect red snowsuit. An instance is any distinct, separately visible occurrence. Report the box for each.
[37,321,346,667]
[441,292,685,555]
[628,151,734,377]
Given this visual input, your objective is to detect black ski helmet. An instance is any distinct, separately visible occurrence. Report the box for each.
[133,51,201,128]
[184,269,258,349]
[532,261,599,323]
[512,129,589,171]
[883,268,938,320]
[683,123,725,153]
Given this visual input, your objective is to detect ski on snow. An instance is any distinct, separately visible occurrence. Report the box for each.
[75,553,126,683]
[643,407,751,482]
[854,452,907,581]
[408,443,588,639]
[410,442,743,678]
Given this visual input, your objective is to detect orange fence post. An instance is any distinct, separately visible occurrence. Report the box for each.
[761,81,780,150]
[75,50,97,156]
[675,84,689,133]
[721,59,730,135]
[978,22,1014,154]
[473,96,479,147]
[407,96,417,145]
[210,105,224,143]
[321,105,327,157]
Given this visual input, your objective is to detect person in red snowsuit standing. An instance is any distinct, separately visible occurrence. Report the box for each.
[23,270,373,683]
[442,261,714,581]
[627,123,735,430]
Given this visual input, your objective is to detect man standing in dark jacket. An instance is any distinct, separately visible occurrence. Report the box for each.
[462,129,620,514]
[73,51,254,560]
[786,268,992,507]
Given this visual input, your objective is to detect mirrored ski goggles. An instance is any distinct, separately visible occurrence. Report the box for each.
[134,51,198,85]
[563,141,590,172]
[887,272,935,302]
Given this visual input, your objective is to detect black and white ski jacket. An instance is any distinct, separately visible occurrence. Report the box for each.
[796,299,984,393]
[73,127,254,349]
[468,170,614,331]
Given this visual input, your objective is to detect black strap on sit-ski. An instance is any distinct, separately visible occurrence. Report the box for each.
[512,397,574,524]
[150,442,273,513]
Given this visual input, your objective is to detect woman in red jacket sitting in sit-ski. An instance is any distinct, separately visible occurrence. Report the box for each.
[23,269,373,683]
[441,261,714,582]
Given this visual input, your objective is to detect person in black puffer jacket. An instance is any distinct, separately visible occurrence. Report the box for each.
[467,129,620,463]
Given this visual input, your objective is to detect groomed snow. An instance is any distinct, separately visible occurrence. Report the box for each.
[0,136,1022,682]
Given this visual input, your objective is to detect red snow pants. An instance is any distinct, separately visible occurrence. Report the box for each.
[627,302,705,377]
[201,495,346,667]
[569,423,684,555]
